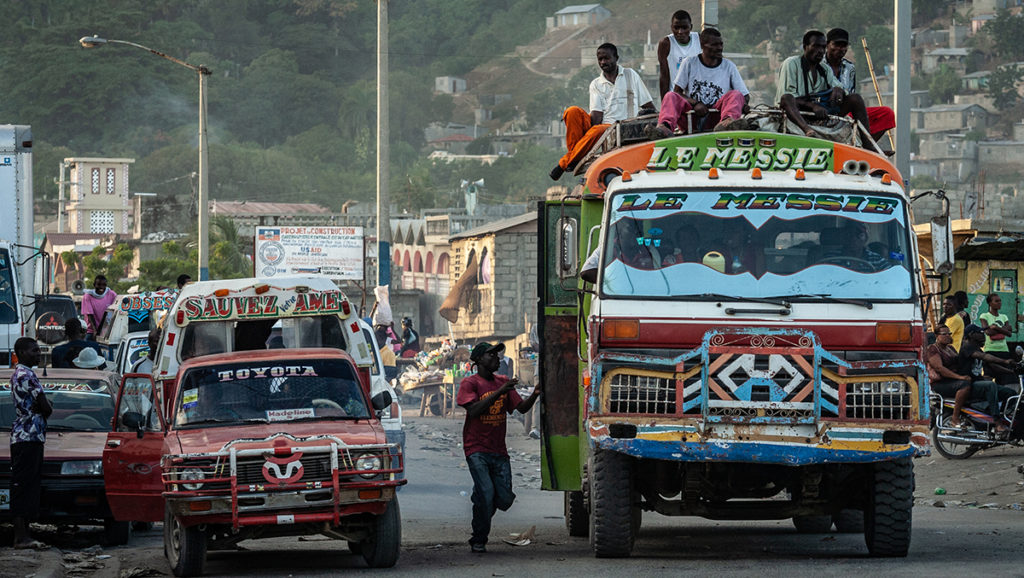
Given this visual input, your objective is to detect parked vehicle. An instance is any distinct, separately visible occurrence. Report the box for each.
[0,125,35,366]
[96,290,177,373]
[538,126,936,558]
[103,348,404,576]
[358,319,405,476]
[0,368,133,544]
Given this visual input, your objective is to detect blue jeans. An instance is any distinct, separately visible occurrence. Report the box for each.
[466,452,515,546]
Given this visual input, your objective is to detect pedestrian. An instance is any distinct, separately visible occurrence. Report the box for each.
[176,274,192,290]
[456,342,542,553]
[399,317,421,357]
[50,318,102,368]
[10,337,52,549]
[81,275,118,340]
[71,346,107,371]
[131,328,163,375]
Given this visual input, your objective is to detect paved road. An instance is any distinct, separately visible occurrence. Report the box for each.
[4,414,1024,576]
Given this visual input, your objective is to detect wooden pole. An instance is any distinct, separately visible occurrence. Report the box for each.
[860,37,896,150]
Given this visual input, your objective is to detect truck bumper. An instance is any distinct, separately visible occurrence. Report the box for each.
[588,420,930,465]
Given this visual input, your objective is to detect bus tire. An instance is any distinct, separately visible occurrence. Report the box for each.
[564,490,588,537]
[864,458,913,557]
[589,450,634,558]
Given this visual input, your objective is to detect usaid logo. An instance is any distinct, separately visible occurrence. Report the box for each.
[262,452,304,484]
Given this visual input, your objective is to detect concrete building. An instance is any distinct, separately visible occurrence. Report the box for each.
[434,76,467,94]
[441,212,538,342]
[209,200,336,238]
[912,104,989,132]
[922,48,971,73]
[63,158,134,235]
[547,4,611,30]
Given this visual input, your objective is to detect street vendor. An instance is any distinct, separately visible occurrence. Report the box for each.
[457,342,541,553]
[400,317,421,357]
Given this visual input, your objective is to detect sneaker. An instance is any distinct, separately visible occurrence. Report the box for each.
[529,429,540,439]
[643,122,673,140]
[470,543,487,553]
[549,164,565,180]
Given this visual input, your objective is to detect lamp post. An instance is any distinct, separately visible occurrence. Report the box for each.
[79,35,212,281]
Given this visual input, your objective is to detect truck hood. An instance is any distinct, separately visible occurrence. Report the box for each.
[169,421,386,456]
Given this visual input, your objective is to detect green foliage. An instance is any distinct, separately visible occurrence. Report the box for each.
[928,66,960,104]
[909,174,947,191]
[984,10,1024,60]
[83,245,135,294]
[988,65,1023,111]
[137,240,194,291]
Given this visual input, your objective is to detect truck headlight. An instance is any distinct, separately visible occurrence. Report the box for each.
[180,467,206,490]
[60,460,103,476]
[354,454,382,479]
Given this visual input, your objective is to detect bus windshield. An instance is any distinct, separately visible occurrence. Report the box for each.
[0,248,17,324]
[601,190,914,301]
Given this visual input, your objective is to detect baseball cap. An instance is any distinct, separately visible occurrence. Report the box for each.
[470,342,505,362]
[964,323,984,336]
[827,28,850,45]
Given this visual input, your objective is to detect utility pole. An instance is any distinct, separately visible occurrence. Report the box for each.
[701,0,719,29]
[894,0,911,181]
[376,0,391,287]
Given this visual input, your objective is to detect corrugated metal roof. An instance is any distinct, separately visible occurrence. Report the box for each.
[210,200,332,216]
[450,211,537,241]
[44,233,128,246]
[555,4,602,15]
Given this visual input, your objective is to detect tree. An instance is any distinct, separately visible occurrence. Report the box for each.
[984,10,1024,60]
[137,240,193,291]
[988,65,1023,111]
[83,244,135,294]
[928,65,960,104]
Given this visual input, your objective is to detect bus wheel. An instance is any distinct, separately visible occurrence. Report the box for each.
[864,458,913,557]
[589,450,634,558]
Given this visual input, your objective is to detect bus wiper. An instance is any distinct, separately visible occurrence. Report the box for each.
[778,294,874,310]
[685,293,792,308]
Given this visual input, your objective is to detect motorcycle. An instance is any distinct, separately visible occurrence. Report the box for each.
[931,348,1024,459]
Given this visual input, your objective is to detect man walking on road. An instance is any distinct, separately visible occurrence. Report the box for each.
[10,337,52,549]
[457,342,541,553]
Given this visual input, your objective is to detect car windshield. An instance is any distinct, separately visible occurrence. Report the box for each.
[179,315,347,361]
[174,358,369,428]
[0,378,114,432]
[600,190,914,301]
[0,248,17,324]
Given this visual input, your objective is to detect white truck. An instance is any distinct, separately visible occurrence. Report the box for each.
[0,125,35,366]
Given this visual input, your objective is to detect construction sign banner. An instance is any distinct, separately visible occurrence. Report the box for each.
[255,226,364,281]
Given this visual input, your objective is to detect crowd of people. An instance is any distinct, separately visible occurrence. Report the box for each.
[551,10,895,179]
[928,292,1019,433]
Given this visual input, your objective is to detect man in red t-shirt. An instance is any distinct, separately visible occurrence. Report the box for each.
[456,342,541,553]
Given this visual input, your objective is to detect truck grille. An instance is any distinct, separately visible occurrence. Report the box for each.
[843,381,913,420]
[608,373,675,414]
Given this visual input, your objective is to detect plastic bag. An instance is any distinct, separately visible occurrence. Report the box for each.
[373,285,393,326]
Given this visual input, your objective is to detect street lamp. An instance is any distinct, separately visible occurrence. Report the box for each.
[79,35,212,281]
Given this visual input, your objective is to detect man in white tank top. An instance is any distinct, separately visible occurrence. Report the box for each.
[657,10,701,98]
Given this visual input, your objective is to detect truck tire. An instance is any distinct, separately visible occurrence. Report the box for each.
[864,458,913,557]
[589,450,635,558]
[833,509,864,533]
[165,505,207,577]
[564,491,588,537]
[792,515,832,533]
[103,518,131,546]
[361,499,401,568]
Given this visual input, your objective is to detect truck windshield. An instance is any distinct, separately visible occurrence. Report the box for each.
[0,248,17,324]
[601,190,913,300]
[174,358,369,428]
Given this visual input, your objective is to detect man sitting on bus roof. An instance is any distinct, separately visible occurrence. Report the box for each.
[649,27,751,138]
[777,30,871,147]
[823,28,895,144]
[550,43,655,180]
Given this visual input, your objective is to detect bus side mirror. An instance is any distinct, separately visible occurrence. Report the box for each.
[930,215,955,275]
[557,217,578,280]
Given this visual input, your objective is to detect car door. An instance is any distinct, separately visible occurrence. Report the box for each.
[102,374,166,522]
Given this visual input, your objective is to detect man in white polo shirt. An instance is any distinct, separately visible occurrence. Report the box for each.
[551,43,654,180]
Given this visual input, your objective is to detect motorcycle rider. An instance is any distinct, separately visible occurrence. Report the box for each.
[958,325,1014,434]
[927,325,973,428]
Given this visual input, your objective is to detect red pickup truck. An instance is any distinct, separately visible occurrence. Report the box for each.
[103,348,404,576]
